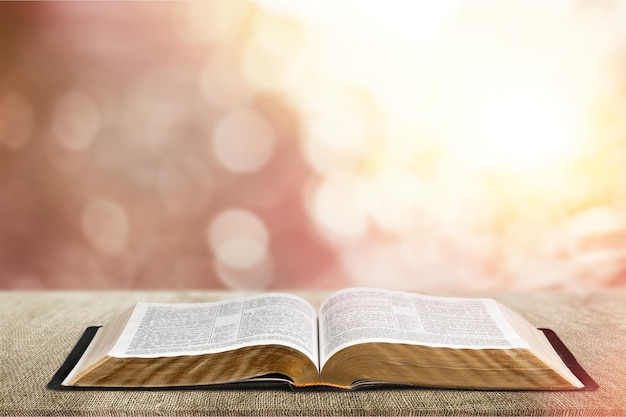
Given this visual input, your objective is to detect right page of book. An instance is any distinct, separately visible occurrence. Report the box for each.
[318,288,529,369]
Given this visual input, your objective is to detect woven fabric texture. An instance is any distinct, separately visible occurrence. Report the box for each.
[1,290,624,416]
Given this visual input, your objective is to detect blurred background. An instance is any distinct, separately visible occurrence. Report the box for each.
[2,0,626,291]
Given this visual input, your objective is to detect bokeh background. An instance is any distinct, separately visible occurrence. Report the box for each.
[2,1,626,291]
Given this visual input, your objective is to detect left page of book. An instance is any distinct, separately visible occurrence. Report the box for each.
[107,293,319,368]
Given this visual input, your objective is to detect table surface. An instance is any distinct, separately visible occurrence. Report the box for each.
[1,289,625,417]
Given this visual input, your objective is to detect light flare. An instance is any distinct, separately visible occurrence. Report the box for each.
[308,175,370,242]
[207,208,270,271]
[81,198,130,256]
[52,89,101,151]
[211,109,277,174]
[451,78,586,174]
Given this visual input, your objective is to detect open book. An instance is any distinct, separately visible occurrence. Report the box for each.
[55,288,592,390]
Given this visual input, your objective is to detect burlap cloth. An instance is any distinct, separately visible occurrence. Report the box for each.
[1,290,624,416]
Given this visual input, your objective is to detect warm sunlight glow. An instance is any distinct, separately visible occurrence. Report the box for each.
[452,80,584,173]
[4,1,625,291]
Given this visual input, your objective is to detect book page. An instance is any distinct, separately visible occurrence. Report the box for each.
[318,288,529,368]
[108,293,319,368]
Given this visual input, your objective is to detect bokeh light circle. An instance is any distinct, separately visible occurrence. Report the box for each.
[211,109,276,174]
